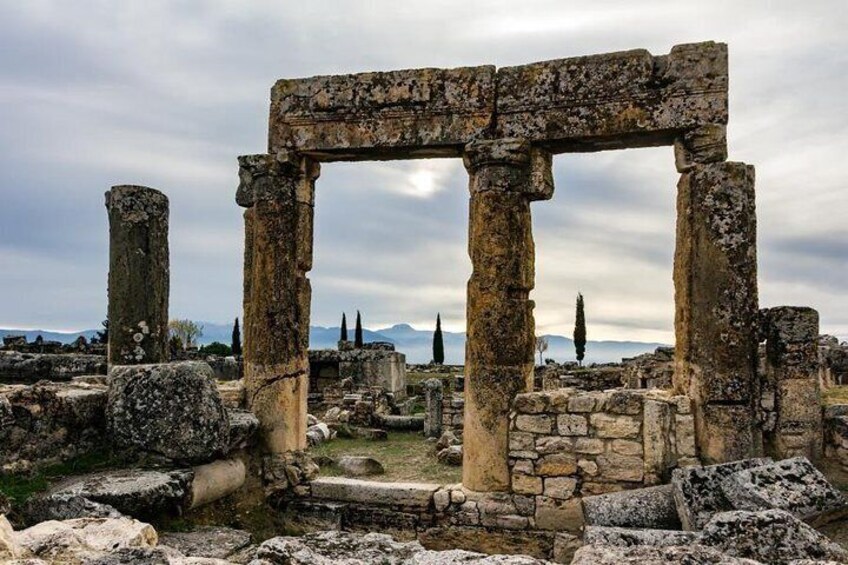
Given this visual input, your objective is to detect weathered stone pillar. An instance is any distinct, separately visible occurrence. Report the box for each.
[105,185,169,366]
[762,306,822,460]
[236,151,319,454]
[673,159,761,464]
[462,139,552,491]
[423,378,444,438]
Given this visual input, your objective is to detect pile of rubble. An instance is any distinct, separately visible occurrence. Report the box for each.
[576,456,848,564]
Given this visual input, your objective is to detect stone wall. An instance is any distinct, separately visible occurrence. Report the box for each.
[0,351,107,384]
[0,382,108,472]
[441,393,465,434]
[308,348,406,398]
[819,335,848,387]
[509,388,696,498]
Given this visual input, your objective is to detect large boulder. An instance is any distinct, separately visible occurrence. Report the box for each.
[671,458,772,530]
[107,362,230,463]
[719,457,848,525]
[252,530,553,564]
[337,456,385,477]
[39,469,190,520]
[699,509,848,564]
[571,544,762,564]
[582,484,681,529]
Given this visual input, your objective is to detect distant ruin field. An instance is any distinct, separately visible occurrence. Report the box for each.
[309,431,462,484]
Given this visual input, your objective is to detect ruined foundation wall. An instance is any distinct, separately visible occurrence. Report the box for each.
[509,388,696,498]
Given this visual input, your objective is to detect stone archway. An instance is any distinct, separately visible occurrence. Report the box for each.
[236,41,761,492]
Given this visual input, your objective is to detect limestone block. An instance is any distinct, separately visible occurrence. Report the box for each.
[610,439,643,456]
[720,457,848,525]
[643,399,671,481]
[578,459,599,477]
[700,509,848,564]
[269,65,495,158]
[515,414,553,434]
[509,432,536,451]
[433,489,451,512]
[543,477,577,500]
[158,526,252,560]
[583,526,698,547]
[511,474,543,495]
[337,456,386,477]
[552,532,582,565]
[48,469,190,519]
[568,394,597,413]
[418,526,555,561]
[536,436,573,454]
[573,438,605,454]
[512,459,534,475]
[107,362,230,463]
[671,457,772,530]
[535,454,577,476]
[606,391,644,415]
[514,392,549,414]
[595,453,645,482]
[571,544,758,564]
[699,404,761,465]
[309,477,439,510]
[589,413,641,438]
[582,484,681,529]
[497,42,728,148]
[534,496,584,532]
[675,414,697,458]
[557,414,588,436]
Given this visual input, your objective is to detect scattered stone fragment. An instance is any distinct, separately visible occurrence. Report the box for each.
[46,469,190,519]
[436,430,462,451]
[437,445,463,466]
[158,525,252,559]
[583,525,699,547]
[671,458,772,530]
[337,456,385,477]
[571,544,763,564]
[582,484,681,529]
[23,493,122,525]
[227,409,260,451]
[700,509,848,564]
[720,457,848,525]
[107,362,230,463]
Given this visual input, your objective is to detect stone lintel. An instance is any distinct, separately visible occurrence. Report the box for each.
[269,42,726,158]
[269,65,496,157]
[497,42,728,148]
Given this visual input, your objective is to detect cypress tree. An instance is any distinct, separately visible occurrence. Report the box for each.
[354,310,364,348]
[231,317,242,356]
[340,313,348,342]
[433,313,445,365]
[574,292,586,366]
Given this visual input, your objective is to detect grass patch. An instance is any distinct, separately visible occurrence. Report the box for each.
[0,449,128,507]
[309,431,462,485]
[823,385,848,406]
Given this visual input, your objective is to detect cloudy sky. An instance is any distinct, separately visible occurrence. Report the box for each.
[0,1,845,343]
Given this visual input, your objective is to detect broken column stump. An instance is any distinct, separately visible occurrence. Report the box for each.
[105,185,169,365]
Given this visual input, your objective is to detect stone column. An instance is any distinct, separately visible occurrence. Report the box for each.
[105,185,169,366]
[423,378,444,438]
[236,151,319,454]
[673,157,761,464]
[762,306,822,460]
[462,139,552,491]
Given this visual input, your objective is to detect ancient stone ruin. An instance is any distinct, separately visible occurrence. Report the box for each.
[2,41,847,564]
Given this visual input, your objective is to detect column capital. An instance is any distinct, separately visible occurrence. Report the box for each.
[236,151,320,208]
[463,138,531,173]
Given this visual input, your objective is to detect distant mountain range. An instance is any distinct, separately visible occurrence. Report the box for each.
[2,323,666,365]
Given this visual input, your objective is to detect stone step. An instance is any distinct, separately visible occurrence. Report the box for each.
[309,477,440,510]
